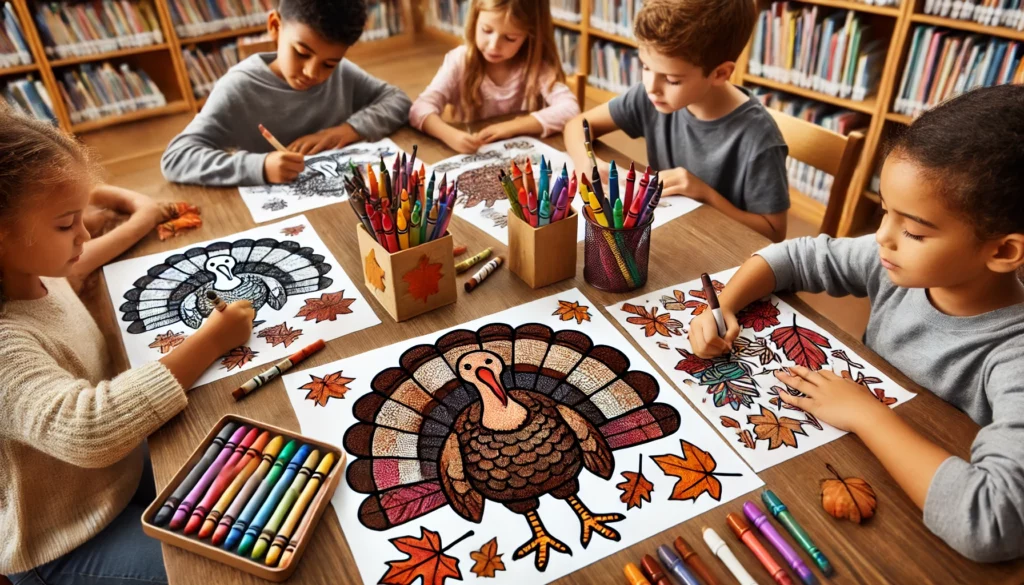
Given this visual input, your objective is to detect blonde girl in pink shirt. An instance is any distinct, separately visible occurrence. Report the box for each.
[409,0,581,153]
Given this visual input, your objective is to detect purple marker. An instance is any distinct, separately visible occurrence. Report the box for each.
[745,501,818,585]
[169,425,248,530]
[657,545,701,585]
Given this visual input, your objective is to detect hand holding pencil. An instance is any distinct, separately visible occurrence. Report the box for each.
[259,124,305,184]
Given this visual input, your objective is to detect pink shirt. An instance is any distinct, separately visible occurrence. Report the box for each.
[409,46,580,138]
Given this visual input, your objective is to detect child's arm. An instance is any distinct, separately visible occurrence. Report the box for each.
[475,74,582,142]
[563,103,617,181]
[409,49,484,154]
[661,166,788,242]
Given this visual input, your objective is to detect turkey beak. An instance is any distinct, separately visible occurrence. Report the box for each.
[476,367,507,406]
[215,265,232,280]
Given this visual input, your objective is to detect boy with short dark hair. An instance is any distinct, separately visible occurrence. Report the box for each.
[564,0,790,241]
[162,0,411,186]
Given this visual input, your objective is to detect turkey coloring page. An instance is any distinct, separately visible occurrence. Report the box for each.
[103,215,381,388]
[285,289,762,585]
[608,268,915,472]
[238,138,403,223]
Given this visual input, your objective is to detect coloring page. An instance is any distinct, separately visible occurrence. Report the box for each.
[103,216,381,389]
[285,289,762,585]
[608,268,916,472]
[238,139,403,223]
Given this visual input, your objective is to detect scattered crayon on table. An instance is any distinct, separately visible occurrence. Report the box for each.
[453,244,468,256]
[233,340,326,401]
[464,256,503,292]
[624,562,652,585]
[674,536,721,585]
[704,526,759,585]
[728,512,794,585]
[641,554,672,585]
[657,545,702,585]
[455,247,492,274]
[746,501,818,585]
[762,490,834,576]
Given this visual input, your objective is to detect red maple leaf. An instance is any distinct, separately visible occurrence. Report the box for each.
[295,291,356,323]
[674,348,714,375]
[769,315,831,370]
[300,371,355,406]
[281,225,305,236]
[380,528,472,585]
[403,255,443,303]
[257,323,303,348]
[221,346,257,371]
[149,330,186,354]
[738,299,782,332]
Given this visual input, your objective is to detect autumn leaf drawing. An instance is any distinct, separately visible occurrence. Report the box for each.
[469,537,505,578]
[738,430,756,449]
[365,249,386,292]
[379,527,473,585]
[720,416,741,429]
[149,330,186,354]
[616,454,655,510]
[689,281,725,299]
[257,323,303,348]
[660,290,709,315]
[403,255,443,303]
[732,336,780,366]
[622,303,684,337]
[553,300,591,325]
[830,349,864,373]
[769,316,832,370]
[737,299,782,332]
[221,346,257,371]
[281,225,305,236]
[676,349,759,410]
[842,370,897,406]
[748,405,808,449]
[652,440,742,502]
[300,371,355,407]
[295,291,356,323]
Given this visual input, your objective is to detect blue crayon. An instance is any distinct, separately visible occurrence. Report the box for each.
[222,439,299,551]
[658,545,702,585]
[538,156,548,201]
[235,444,313,556]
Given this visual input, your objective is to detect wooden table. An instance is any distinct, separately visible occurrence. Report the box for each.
[84,125,1024,585]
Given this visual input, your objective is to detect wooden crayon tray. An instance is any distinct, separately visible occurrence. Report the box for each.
[142,415,345,582]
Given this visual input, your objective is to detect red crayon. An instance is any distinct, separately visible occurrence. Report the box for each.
[641,554,672,585]
[511,161,524,194]
[370,211,385,245]
[624,161,636,213]
[381,212,399,253]
[728,513,795,585]
[624,183,647,228]
[518,187,531,224]
[637,167,651,201]
[527,189,539,227]
[524,158,536,196]
[568,171,577,207]
[184,430,270,535]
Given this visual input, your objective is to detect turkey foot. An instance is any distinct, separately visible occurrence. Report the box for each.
[566,494,625,547]
[512,510,572,572]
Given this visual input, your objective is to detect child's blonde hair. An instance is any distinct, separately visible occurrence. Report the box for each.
[460,0,565,121]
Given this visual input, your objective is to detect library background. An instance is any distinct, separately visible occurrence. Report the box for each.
[2,0,1021,235]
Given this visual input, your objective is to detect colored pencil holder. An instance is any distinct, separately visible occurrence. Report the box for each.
[356,223,457,322]
[582,213,652,292]
[507,209,578,289]
[141,415,345,582]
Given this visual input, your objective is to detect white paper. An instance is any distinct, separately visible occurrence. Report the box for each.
[427,137,701,245]
[608,268,916,472]
[103,216,381,388]
[238,139,403,223]
[285,289,762,585]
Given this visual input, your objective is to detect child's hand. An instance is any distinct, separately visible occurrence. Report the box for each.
[287,124,360,155]
[133,196,167,228]
[445,129,483,154]
[687,307,740,357]
[474,121,515,144]
[775,366,888,433]
[200,300,256,353]
[659,167,713,202]
[264,152,306,184]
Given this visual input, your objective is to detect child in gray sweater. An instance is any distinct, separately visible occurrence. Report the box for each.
[689,84,1024,562]
[161,0,411,187]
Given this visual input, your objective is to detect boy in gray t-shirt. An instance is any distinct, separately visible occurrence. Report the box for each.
[564,0,789,242]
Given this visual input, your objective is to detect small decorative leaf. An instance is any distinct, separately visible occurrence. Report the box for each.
[821,463,877,524]
[615,454,655,510]
[622,303,684,337]
[747,405,807,450]
[365,249,386,292]
[738,430,756,449]
[221,346,257,371]
[720,416,741,429]
[403,255,443,303]
[737,299,782,332]
[295,291,356,323]
[469,537,505,578]
[553,300,592,325]
[300,371,355,406]
[769,315,832,370]
[149,330,186,354]
[281,225,306,236]
[257,323,303,348]
[380,527,472,585]
[652,440,742,502]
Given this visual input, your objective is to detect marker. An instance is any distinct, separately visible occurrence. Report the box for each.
[745,501,817,585]
[251,449,321,560]
[641,554,672,585]
[169,425,249,530]
[624,562,652,585]
[206,290,227,312]
[464,257,503,293]
[701,272,727,337]
[236,444,314,556]
[455,248,492,274]
[223,440,300,551]
[232,339,326,401]
[657,545,702,585]
[674,536,721,585]
[200,435,284,540]
[258,124,289,152]
[762,490,834,576]
[266,452,338,566]
[184,428,267,535]
[153,423,237,526]
[703,526,758,585]
[727,513,794,585]
[211,437,289,545]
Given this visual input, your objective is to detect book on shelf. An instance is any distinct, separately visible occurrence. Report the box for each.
[362,0,403,41]
[32,0,165,60]
[752,86,869,205]
[590,0,641,37]
[1,2,32,68]
[927,0,1024,32]
[551,0,580,24]
[894,25,1024,116]
[425,0,468,36]
[168,0,276,39]
[182,42,239,97]
[555,27,579,75]
[57,61,166,123]
[588,39,639,93]
[3,76,56,121]
[749,2,885,102]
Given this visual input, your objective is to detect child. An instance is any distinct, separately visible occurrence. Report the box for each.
[161,0,411,186]
[689,85,1024,562]
[0,110,255,582]
[564,0,789,242]
[409,0,580,154]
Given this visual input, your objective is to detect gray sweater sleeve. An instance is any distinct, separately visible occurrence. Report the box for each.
[756,234,881,298]
[341,60,411,142]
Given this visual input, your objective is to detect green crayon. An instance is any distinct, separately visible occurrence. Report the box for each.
[762,490,834,576]
[251,449,321,559]
[222,439,299,551]
[613,199,624,229]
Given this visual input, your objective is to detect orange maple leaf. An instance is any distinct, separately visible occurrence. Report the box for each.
[365,249,386,292]
[403,255,443,303]
[257,323,302,348]
[295,291,356,323]
[553,300,591,325]
[300,371,355,407]
[468,537,505,578]
[652,440,741,502]
[615,454,655,510]
[622,303,684,337]
[220,346,257,371]
[149,330,186,354]
[748,405,808,450]
[156,211,202,241]
[281,225,305,236]
[380,528,472,585]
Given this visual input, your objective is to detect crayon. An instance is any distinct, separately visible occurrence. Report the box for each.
[624,186,644,228]
[637,167,651,204]
[702,272,727,338]
[524,158,536,196]
[609,160,619,208]
[153,423,237,526]
[518,187,531,224]
[410,202,422,248]
[657,545,702,585]
[624,161,636,213]
[745,501,817,585]
[582,118,598,169]
[538,156,548,203]
[624,562,652,585]
[200,435,285,540]
[206,290,227,312]
[511,161,524,194]
[728,513,793,585]
[397,213,409,250]
[527,188,539,227]
[425,202,438,243]
[258,124,289,152]
[553,186,569,222]
[674,536,721,585]
[223,440,300,551]
[638,181,663,226]
[367,165,379,199]
[762,490,834,576]
[586,184,609,227]
[453,244,467,256]
[455,247,492,274]
[235,444,314,556]
[184,428,267,535]
[568,171,577,209]
[169,425,249,530]
[641,554,672,585]
[539,196,551,226]
[437,186,456,238]
[464,257,503,292]
[212,437,290,545]
[589,166,610,221]
[251,449,321,559]
[613,199,624,229]
[704,526,758,585]
[266,452,337,566]
[232,339,326,401]
[382,212,399,253]
[433,201,449,240]
[370,211,385,246]
[422,175,435,244]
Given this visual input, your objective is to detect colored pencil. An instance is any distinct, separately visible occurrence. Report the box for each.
[258,124,289,153]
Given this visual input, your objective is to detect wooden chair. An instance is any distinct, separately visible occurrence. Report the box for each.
[238,39,276,60]
[766,108,865,237]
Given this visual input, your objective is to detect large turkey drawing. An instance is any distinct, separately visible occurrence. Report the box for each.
[120,238,333,333]
[344,324,681,571]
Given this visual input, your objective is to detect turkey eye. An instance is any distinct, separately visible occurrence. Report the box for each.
[463,364,471,371]
[485,358,493,365]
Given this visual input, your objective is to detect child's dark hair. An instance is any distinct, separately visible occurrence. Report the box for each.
[278,0,368,46]
[885,84,1024,239]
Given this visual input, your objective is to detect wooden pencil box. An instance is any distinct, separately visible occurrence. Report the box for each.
[356,223,457,322]
[508,209,578,289]
[141,414,344,582]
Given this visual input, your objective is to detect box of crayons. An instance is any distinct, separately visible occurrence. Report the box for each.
[142,415,345,582]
